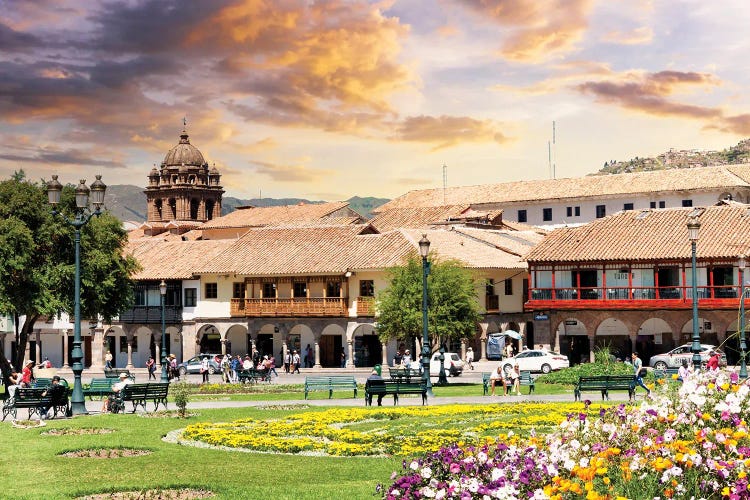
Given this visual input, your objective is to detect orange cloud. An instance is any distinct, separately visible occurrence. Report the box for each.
[250,159,336,183]
[460,0,594,62]
[392,115,511,151]
[601,26,653,45]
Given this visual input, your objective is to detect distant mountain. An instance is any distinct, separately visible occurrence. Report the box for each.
[596,138,750,175]
[103,186,389,222]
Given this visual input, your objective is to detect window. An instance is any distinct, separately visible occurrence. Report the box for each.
[517,209,527,223]
[659,201,666,208]
[542,208,552,221]
[650,201,656,209]
[574,206,580,216]
[360,280,374,297]
[504,279,513,296]
[623,203,634,211]
[682,199,693,207]
[205,283,218,299]
[184,288,197,307]
[486,279,495,296]
[566,207,572,217]
[262,282,276,298]
[232,282,246,299]
[327,281,342,297]
[293,282,307,298]
[134,287,146,306]
[596,205,606,218]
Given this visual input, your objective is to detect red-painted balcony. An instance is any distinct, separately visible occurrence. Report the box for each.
[526,285,744,310]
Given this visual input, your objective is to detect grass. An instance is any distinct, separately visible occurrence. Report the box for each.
[1,406,399,499]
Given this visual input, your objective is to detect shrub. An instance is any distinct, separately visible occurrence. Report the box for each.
[171,382,191,418]
[535,360,632,385]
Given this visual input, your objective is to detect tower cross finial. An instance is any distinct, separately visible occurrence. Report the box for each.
[183,116,187,128]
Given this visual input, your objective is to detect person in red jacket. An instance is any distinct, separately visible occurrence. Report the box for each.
[707,351,720,370]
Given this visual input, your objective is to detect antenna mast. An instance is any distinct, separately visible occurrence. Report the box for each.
[552,121,556,179]
[442,164,448,205]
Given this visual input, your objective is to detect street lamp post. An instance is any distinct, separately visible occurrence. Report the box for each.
[47,175,106,415]
[159,280,169,383]
[418,234,433,396]
[739,256,748,379]
[687,216,701,371]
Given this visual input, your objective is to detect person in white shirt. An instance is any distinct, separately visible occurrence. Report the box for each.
[465,348,474,370]
[677,359,691,382]
[200,357,210,383]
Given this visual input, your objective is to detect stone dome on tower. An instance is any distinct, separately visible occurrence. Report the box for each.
[145,126,224,226]
[162,130,207,167]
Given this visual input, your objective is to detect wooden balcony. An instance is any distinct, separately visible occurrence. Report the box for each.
[118,305,183,323]
[485,295,499,312]
[357,297,375,317]
[231,298,348,317]
[526,285,745,310]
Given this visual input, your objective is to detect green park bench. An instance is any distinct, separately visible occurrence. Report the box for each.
[110,382,169,413]
[2,386,70,421]
[304,376,357,399]
[83,378,116,400]
[482,371,535,395]
[574,375,635,401]
[364,379,427,406]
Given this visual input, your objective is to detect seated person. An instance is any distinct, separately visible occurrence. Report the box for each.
[38,375,67,419]
[103,372,133,412]
[677,359,691,382]
[366,369,386,406]
[6,369,21,402]
[489,366,506,396]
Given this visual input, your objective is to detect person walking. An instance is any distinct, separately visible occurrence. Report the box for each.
[292,350,301,374]
[146,356,156,380]
[105,350,113,370]
[200,356,210,384]
[465,347,474,370]
[284,351,291,373]
[631,352,651,399]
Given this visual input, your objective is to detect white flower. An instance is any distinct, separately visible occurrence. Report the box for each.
[410,461,419,471]
[421,467,432,479]
[420,486,435,498]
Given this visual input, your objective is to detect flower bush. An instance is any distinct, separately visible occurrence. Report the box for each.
[382,370,750,499]
[181,403,594,457]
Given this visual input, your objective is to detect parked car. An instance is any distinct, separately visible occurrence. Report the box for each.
[177,353,221,376]
[648,344,726,370]
[502,349,569,374]
[430,352,464,377]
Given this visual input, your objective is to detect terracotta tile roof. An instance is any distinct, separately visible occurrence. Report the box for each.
[198,225,413,275]
[199,201,352,229]
[126,239,235,280]
[376,164,750,210]
[369,205,470,231]
[270,216,364,228]
[399,228,543,269]
[524,204,750,263]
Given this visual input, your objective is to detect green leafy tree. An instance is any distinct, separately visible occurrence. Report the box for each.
[0,172,139,375]
[376,255,482,351]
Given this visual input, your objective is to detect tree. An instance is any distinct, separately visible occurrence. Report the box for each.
[0,172,139,375]
[376,255,482,351]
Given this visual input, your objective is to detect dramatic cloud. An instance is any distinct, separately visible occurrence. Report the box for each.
[577,70,721,119]
[250,159,335,183]
[393,115,511,151]
[0,141,127,169]
[459,0,594,62]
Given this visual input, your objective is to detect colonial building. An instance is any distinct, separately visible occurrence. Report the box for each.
[524,202,750,365]
[376,165,750,228]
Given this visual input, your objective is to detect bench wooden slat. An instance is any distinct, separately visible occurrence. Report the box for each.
[304,376,357,399]
[574,375,635,401]
[364,379,427,406]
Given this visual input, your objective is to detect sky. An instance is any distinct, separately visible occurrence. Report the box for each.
[2,0,750,202]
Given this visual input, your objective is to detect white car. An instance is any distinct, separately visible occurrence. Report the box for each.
[648,343,726,370]
[502,349,569,374]
[409,352,465,376]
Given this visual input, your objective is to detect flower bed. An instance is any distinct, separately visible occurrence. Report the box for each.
[382,370,750,499]
[181,403,596,457]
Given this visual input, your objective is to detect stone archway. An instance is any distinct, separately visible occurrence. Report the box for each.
[594,317,630,361]
[553,316,589,365]
[224,324,248,357]
[197,325,221,354]
[351,323,380,368]
[320,324,346,368]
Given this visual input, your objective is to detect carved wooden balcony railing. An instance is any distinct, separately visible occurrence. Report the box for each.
[231,298,348,317]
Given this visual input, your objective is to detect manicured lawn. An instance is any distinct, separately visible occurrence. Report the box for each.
[2,399,592,499]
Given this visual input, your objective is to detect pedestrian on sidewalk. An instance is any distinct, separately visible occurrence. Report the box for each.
[465,347,474,370]
[292,350,301,374]
[631,352,650,399]
[146,356,156,380]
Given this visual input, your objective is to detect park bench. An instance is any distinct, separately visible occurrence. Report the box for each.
[304,376,358,399]
[482,371,535,395]
[364,379,427,406]
[104,369,134,380]
[237,368,271,384]
[653,367,680,381]
[574,375,635,401]
[2,386,70,421]
[83,378,116,400]
[387,367,422,382]
[111,383,169,413]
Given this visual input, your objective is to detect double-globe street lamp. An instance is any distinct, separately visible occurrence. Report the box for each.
[418,234,433,396]
[739,256,748,379]
[687,216,702,372]
[47,175,107,415]
[160,280,170,383]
